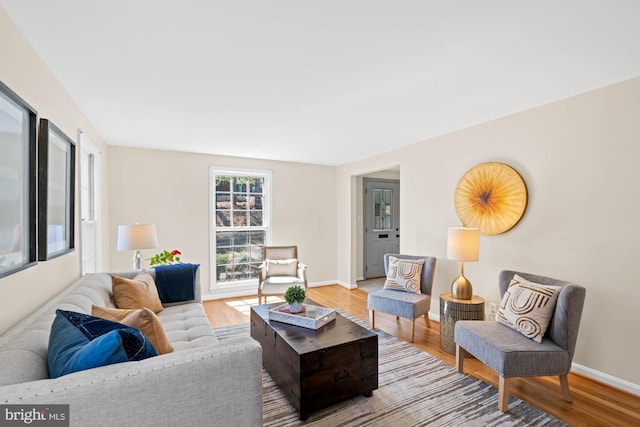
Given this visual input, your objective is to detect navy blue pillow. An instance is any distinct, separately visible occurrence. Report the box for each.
[48,309,157,378]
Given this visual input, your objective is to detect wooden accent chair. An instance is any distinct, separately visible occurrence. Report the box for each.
[367,254,436,343]
[455,270,586,412]
[257,246,307,304]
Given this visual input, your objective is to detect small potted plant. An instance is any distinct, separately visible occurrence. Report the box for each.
[284,285,306,313]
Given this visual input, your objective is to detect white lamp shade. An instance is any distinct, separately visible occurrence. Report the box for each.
[447,227,480,262]
[117,224,159,251]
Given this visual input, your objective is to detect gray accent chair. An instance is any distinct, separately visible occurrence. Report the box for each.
[367,254,437,343]
[455,270,586,412]
[257,245,308,304]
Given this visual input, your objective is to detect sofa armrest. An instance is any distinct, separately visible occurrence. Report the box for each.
[0,338,262,427]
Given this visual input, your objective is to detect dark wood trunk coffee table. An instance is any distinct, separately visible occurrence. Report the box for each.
[250,300,378,420]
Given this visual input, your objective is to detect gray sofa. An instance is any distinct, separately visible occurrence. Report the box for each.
[0,268,263,426]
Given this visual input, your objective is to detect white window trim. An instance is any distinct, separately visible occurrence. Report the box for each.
[209,166,272,291]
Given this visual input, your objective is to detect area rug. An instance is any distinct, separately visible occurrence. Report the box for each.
[214,311,567,427]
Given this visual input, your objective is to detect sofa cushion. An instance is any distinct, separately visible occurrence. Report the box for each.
[112,272,163,313]
[48,310,157,378]
[496,274,561,343]
[157,303,219,350]
[383,256,424,294]
[91,305,174,355]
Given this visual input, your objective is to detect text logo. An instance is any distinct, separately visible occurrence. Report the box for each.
[0,405,68,426]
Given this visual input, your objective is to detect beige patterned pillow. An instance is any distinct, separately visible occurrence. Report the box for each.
[383,256,424,294]
[496,274,561,343]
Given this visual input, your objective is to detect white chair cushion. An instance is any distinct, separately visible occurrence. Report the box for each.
[383,256,424,294]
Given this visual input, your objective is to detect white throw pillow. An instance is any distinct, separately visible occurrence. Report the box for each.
[383,256,424,294]
[496,274,561,343]
[266,258,298,277]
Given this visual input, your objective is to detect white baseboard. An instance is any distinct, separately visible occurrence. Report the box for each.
[356,276,365,281]
[335,280,358,289]
[571,362,640,396]
[308,281,337,288]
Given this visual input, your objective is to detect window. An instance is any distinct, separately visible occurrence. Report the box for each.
[0,81,37,278]
[38,119,76,260]
[211,168,270,287]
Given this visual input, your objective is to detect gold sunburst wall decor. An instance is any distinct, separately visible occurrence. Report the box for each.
[454,162,528,235]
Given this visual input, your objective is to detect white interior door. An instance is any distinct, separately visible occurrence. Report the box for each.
[364,179,400,278]
[79,130,101,274]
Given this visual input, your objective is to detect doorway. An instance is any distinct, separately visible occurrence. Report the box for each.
[363,178,400,279]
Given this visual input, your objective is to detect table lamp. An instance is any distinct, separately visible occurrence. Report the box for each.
[117,223,159,269]
[447,227,480,300]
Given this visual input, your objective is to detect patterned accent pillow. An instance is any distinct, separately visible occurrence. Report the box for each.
[266,259,298,277]
[496,274,561,343]
[383,256,424,294]
[111,272,164,313]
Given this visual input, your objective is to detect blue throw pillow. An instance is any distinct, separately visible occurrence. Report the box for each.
[48,309,157,378]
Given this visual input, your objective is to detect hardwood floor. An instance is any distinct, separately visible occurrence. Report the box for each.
[203,285,640,427]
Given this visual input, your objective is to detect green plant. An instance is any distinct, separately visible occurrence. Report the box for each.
[284,285,306,305]
[148,249,182,266]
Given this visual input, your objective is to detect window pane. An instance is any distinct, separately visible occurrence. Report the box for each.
[47,135,69,254]
[249,230,265,245]
[0,83,35,277]
[373,188,393,230]
[249,210,263,226]
[233,194,248,209]
[216,210,230,227]
[216,231,232,247]
[233,231,248,246]
[233,211,247,227]
[216,193,230,209]
[215,176,231,192]
[253,195,263,210]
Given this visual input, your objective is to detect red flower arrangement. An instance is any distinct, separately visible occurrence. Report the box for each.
[148,249,182,266]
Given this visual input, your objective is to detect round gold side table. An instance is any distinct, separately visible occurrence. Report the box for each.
[439,293,485,355]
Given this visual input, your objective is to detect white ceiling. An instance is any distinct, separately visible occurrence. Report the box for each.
[2,1,640,166]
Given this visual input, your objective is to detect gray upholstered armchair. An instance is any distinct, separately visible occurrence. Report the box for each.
[367,254,437,343]
[257,246,307,304]
[455,270,586,412]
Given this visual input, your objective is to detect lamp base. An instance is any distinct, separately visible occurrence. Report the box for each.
[451,274,473,300]
[133,250,142,270]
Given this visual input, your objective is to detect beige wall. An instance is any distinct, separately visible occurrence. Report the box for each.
[0,8,110,334]
[338,76,640,389]
[107,146,337,296]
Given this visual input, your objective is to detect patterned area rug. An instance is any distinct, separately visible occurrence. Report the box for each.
[214,311,567,427]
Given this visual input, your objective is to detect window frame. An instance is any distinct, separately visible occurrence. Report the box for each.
[209,167,272,290]
[37,119,76,260]
[0,81,37,278]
